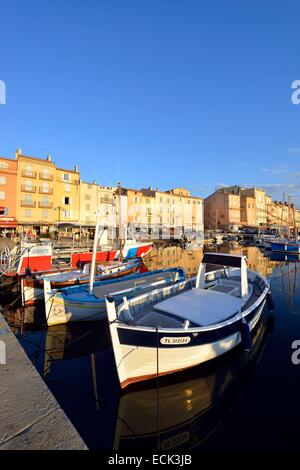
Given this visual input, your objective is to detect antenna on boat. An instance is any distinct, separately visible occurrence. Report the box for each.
[89,208,101,294]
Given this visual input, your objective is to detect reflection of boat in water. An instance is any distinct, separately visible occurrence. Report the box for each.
[43,322,111,368]
[264,251,300,263]
[114,317,273,451]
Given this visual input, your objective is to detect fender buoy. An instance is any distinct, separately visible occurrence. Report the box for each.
[240,318,252,351]
[266,291,275,311]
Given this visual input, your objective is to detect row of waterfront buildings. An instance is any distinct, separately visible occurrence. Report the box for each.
[0,149,203,239]
[0,150,297,239]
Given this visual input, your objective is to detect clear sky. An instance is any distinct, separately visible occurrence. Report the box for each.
[1,0,300,204]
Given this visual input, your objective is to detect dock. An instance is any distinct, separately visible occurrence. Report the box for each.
[0,311,87,450]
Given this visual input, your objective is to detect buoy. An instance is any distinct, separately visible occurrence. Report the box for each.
[266,291,275,311]
[240,318,252,351]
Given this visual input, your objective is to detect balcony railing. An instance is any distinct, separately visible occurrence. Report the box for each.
[21,185,36,193]
[100,197,113,204]
[38,201,53,208]
[21,200,36,208]
[39,187,53,195]
[21,170,37,178]
[39,172,53,181]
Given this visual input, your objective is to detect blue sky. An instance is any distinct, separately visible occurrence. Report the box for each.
[1,0,300,204]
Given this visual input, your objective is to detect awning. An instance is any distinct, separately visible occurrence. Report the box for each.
[0,218,17,228]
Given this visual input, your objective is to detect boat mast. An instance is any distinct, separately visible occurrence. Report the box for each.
[89,208,101,294]
[118,181,123,261]
[288,195,291,239]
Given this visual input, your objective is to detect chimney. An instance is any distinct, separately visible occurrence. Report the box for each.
[47,155,52,162]
[75,164,78,172]
[15,148,22,159]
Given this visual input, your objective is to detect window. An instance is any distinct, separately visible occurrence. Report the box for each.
[63,173,71,182]
[42,210,48,218]
[64,196,70,205]
[85,204,91,211]
[65,184,70,192]
[85,194,91,201]
[25,164,33,176]
[24,194,33,202]
[0,191,5,200]
[0,207,8,216]
[42,196,49,203]
[24,209,32,217]
[0,176,6,185]
[25,179,33,190]
[0,162,8,169]
[62,210,71,219]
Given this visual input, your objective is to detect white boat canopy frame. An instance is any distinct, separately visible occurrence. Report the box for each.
[195,252,249,300]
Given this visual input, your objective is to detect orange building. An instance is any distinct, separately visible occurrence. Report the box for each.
[0,156,18,232]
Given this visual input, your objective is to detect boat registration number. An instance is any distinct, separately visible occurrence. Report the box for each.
[160,336,191,345]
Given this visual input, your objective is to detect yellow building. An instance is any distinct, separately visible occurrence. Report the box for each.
[241,187,267,225]
[54,166,80,224]
[79,180,99,225]
[126,186,203,240]
[16,149,56,233]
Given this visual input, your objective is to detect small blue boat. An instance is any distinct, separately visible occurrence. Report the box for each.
[44,267,186,326]
[269,240,300,253]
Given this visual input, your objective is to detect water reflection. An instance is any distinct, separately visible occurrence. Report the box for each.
[5,243,300,450]
[114,318,273,451]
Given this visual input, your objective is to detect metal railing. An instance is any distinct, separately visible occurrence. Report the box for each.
[39,172,53,181]
[21,185,36,193]
[21,170,37,178]
[21,200,36,207]
[38,201,53,208]
[39,187,53,194]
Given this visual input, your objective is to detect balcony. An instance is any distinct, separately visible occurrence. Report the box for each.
[38,201,53,209]
[100,197,113,204]
[21,170,37,178]
[39,187,53,195]
[39,172,53,181]
[21,200,36,208]
[21,185,36,193]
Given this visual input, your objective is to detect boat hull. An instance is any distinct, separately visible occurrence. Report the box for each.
[270,241,300,253]
[110,298,266,389]
[44,268,186,326]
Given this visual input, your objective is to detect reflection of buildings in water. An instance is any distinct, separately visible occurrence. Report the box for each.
[146,244,280,279]
[145,246,203,277]
[206,244,278,279]
[114,318,273,451]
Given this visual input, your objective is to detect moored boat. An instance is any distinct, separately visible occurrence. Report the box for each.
[269,239,300,253]
[21,258,142,306]
[113,316,273,450]
[44,267,186,326]
[1,240,153,279]
[106,252,272,389]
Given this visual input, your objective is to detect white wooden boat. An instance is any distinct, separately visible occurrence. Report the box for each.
[44,267,186,326]
[106,253,273,389]
[113,316,273,450]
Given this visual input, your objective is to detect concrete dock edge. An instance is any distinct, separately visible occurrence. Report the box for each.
[0,312,88,450]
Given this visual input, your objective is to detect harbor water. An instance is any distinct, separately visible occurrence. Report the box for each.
[2,243,300,450]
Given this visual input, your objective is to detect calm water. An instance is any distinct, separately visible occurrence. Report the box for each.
[3,243,300,450]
